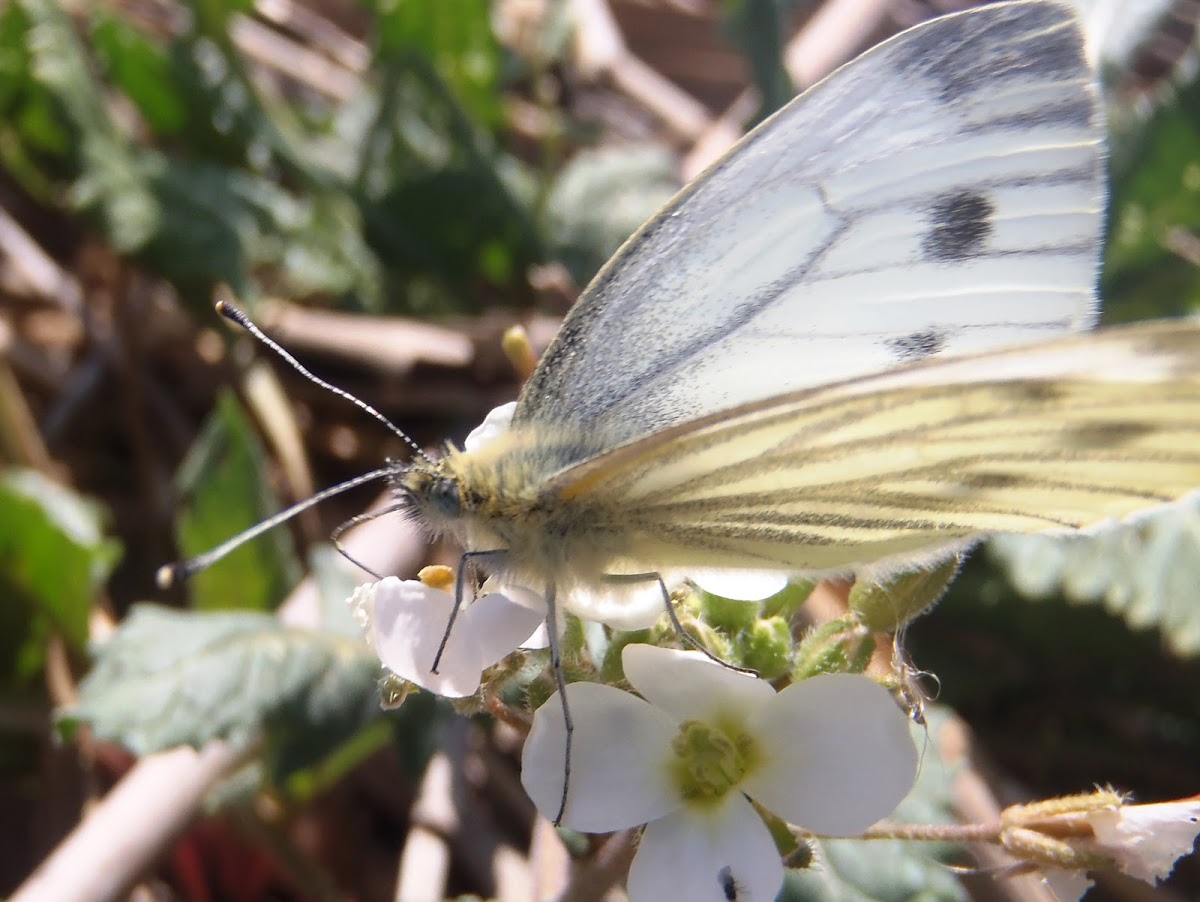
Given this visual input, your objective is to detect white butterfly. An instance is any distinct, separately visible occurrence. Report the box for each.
[398,0,1200,615]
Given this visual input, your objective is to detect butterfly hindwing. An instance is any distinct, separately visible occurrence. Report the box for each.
[545,320,1200,576]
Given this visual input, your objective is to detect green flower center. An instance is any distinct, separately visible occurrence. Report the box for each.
[670,718,759,807]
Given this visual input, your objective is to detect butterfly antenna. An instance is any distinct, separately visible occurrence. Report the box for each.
[156,466,394,588]
[215,298,432,464]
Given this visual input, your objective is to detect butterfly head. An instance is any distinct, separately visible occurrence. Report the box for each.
[395,457,471,533]
[392,427,615,581]
[393,444,522,553]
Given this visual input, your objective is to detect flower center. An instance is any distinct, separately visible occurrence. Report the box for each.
[669,719,757,806]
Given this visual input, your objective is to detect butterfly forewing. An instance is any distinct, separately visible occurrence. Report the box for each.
[545,321,1200,577]
[515,0,1104,454]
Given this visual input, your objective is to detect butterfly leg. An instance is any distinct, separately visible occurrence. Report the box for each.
[330,503,408,579]
[431,549,510,673]
[543,580,573,826]
[601,572,757,676]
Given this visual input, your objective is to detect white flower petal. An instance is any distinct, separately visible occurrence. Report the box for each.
[520,682,679,831]
[368,577,484,698]
[622,644,775,724]
[692,569,789,602]
[460,590,546,669]
[481,576,547,614]
[476,577,550,647]
[565,580,667,631]
[1040,868,1094,902]
[1088,796,1200,883]
[742,673,917,836]
[627,795,784,902]
[520,621,550,649]
[463,402,516,452]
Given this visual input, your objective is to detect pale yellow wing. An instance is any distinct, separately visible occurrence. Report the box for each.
[547,320,1200,577]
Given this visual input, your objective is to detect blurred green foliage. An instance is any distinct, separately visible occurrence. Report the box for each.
[173,390,302,612]
[0,0,551,314]
[720,0,796,123]
[0,468,119,684]
[1104,71,1200,323]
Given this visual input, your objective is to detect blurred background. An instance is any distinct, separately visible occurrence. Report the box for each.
[2,1,1200,900]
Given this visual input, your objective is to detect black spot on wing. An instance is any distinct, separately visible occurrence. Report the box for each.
[887,327,947,362]
[718,865,738,901]
[922,190,994,262]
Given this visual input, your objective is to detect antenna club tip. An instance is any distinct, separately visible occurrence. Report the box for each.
[156,563,179,590]
[215,299,245,323]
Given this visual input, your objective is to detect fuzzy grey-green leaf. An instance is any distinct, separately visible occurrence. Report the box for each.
[59,605,378,756]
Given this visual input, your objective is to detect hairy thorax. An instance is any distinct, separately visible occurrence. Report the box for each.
[396,424,633,587]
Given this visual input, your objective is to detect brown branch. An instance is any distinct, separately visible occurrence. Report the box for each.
[570,0,713,141]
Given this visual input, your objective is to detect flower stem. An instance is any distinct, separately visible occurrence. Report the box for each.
[855,821,1003,843]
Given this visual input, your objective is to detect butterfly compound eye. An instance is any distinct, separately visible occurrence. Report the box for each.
[428,478,462,518]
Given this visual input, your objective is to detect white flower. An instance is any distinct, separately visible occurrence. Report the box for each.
[1086,796,1200,883]
[1045,796,1200,900]
[1065,791,1200,892]
[1019,794,1200,902]
[349,576,544,698]
[520,643,918,902]
[463,401,518,452]
[1040,869,1094,902]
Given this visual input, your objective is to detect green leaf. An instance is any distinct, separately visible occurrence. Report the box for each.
[308,543,367,638]
[762,580,816,620]
[91,14,187,135]
[173,391,302,611]
[137,155,263,304]
[268,189,386,310]
[0,468,120,669]
[274,716,393,799]
[71,141,162,252]
[1103,68,1200,323]
[59,604,379,757]
[782,710,967,902]
[698,589,763,633]
[987,501,1200,656]
[370,0,504,130]
[0,4,32,113]
[20,0,170,252]
[162,27,286,173]
[353,54,543,310]
[793,618,874,680]
[0,3,73,184]
[850,557,962,634]
[720,0,794,122]
[21,0,115,140]
[544,146,679,287]
[19,0,164,242]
